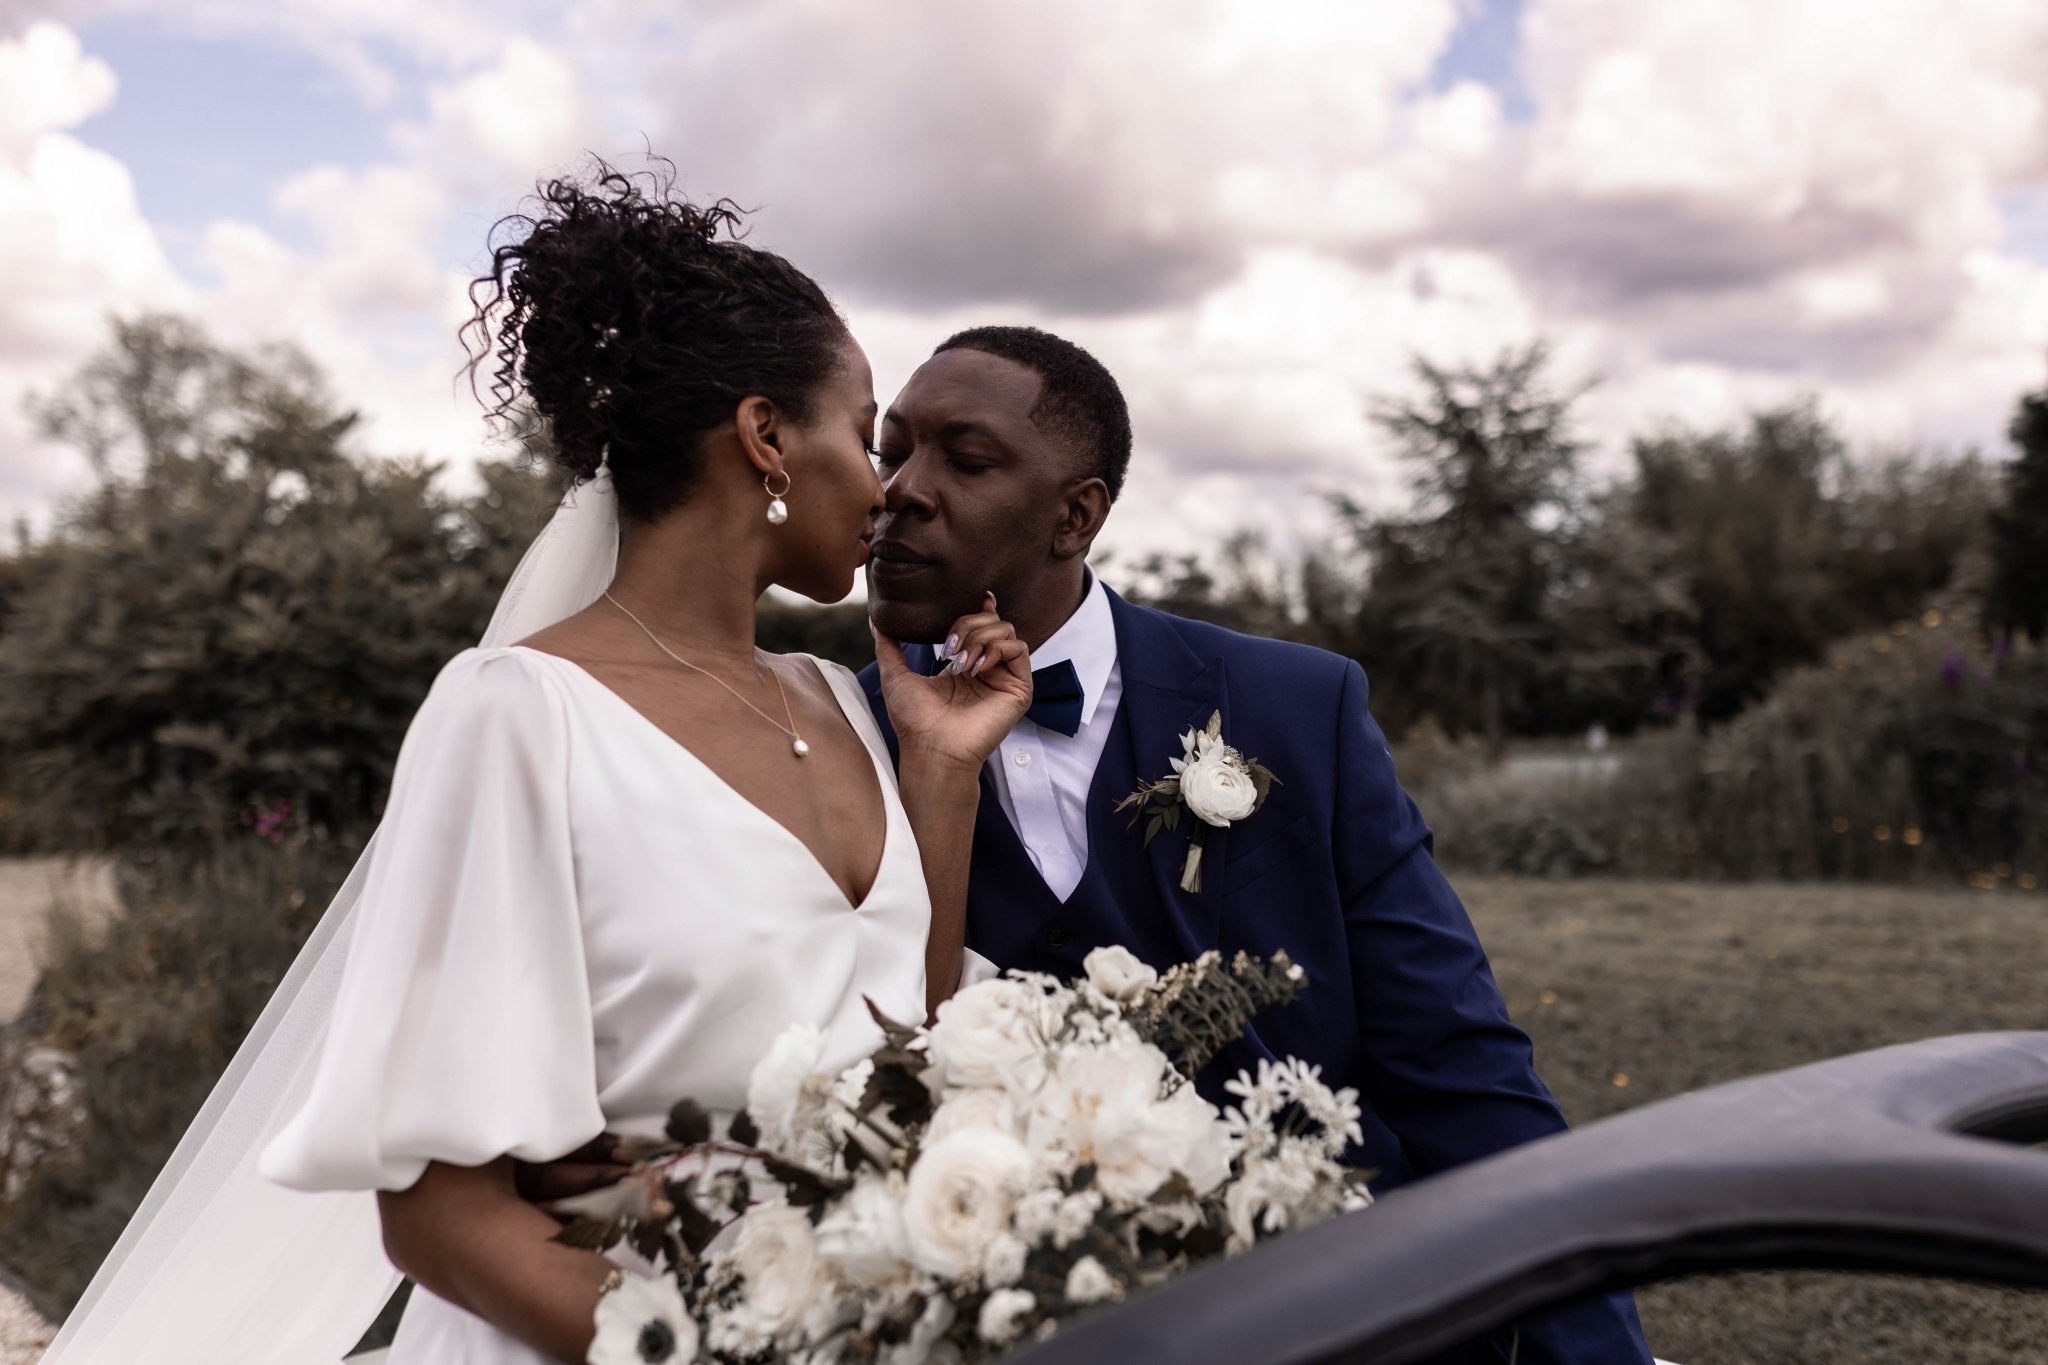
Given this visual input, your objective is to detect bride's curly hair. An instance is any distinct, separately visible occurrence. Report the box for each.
[462,157,849,522]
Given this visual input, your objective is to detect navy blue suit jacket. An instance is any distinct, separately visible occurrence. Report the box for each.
[859,589,1652,1365]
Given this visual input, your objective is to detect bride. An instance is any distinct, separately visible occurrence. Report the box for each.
[39,164,1030,1365]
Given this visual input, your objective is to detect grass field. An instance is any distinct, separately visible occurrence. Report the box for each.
[3,868,2044,1361]
[1459,875,2048,1365]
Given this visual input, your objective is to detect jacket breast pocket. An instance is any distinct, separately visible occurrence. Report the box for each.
[1221,813,1316,897]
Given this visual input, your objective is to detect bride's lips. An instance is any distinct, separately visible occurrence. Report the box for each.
[867,538,937,580]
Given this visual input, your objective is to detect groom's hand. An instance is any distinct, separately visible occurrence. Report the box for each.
[511,1132,630,1212]
[873,591,1032,772]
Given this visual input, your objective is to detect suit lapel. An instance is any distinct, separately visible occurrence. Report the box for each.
[1103,591,1229,959]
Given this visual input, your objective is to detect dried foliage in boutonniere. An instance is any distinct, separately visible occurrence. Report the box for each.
[1116,711,1278,892]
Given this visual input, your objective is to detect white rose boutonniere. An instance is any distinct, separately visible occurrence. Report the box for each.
[1116,711,1277,892]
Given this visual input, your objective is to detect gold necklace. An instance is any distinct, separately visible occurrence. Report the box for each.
[603,591,809,759]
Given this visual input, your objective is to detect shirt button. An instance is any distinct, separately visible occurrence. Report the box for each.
[1047,927,1068,947]
[1013,751,1032,766]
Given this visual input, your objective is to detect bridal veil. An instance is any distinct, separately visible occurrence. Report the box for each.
[39,469,621,1365]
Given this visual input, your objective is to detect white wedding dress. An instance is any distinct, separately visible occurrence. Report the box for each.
[258,644,933,1364]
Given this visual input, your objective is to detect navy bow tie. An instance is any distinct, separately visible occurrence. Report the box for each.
[925,651,1085,737]
[1023,658,1085,737]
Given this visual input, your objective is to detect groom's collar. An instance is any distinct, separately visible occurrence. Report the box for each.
[1103,584,1211,695]
[1027,566,1116,729]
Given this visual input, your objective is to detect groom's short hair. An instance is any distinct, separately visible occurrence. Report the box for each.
[934,325,1132,502]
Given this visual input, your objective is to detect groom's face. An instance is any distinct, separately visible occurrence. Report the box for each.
[867,349,1079,644]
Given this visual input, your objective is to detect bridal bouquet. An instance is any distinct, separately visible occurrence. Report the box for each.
[563,948,1370,1365]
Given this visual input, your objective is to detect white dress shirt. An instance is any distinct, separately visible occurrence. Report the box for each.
[984,568,1122,900]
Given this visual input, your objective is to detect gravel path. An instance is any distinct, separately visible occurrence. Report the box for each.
[0,1284,49,1365]
[0,857,113,1362]
[0,857,115,1024]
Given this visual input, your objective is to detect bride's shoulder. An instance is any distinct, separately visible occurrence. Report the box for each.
[414,645,576,733]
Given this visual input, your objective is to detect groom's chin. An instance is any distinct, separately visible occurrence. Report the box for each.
[866,591,949,647]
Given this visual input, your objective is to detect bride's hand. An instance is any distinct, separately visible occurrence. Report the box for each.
[874,592,1032,773]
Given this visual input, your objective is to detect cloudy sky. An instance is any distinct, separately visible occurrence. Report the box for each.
[4,0,2048,560]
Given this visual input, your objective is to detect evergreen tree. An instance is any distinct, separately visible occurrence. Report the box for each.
[1354,343,1587,755]
[1987,380,2048,641]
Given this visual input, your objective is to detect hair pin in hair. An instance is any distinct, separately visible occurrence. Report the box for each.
[588,384,613,409]
[594,325,619,350]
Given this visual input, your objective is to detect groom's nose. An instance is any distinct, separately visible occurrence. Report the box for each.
[881,446,939,519]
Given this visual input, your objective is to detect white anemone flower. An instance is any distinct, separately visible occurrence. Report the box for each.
[588,1272,697,1365]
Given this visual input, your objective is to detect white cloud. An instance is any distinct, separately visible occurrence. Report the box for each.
[0,21,188,526]
[7,0,2048,547]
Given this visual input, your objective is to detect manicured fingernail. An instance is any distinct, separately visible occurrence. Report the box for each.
[945,634,960,656]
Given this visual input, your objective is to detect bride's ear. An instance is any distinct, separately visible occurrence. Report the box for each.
[733,394,787,482]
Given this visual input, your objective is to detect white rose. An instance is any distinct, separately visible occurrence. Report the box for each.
[724,1202,833,1345]
[1143,1079,1234,1197]
[900,1129,1036,1279]
[746,1023,828,1152]
[976,1288,1037,1345]
[1082,945,1157,1002]
[925,1087,1022,1145]
[1063,1255,1122,1305]
[589,1272,698,1365]
[1177,738,1258,827]
[815,1171,915,1290]
[923,979,1053,1094]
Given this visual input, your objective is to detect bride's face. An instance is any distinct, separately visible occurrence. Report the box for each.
[771,337,883,604]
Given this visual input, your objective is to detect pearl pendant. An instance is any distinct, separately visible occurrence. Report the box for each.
[792,737,810,758]
[766,497,789,526]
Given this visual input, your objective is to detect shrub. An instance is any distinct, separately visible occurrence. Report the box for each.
[1422,614,2048,886]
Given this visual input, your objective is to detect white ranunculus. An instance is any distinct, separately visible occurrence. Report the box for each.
[815,1171,915,1290]
[976,1288,1037,1345]
[1177,736,1258,827]
[1025,1039,1180,1204]
[900,1129,1036,1279]
[747,1023,828,1152]
[588,1271,698,1365]
[1082,945,1157,1002]
[1063,1255,1122,1305]
[722,1202,834,1346]
[923,979,1053,1094]
[924,1087,1022,1145]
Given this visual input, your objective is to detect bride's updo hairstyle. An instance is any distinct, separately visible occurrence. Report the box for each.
[463,159,850,523]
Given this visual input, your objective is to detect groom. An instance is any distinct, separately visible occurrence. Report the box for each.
[856,327,1654,1365]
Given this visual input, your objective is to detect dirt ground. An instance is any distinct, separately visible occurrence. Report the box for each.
[1459,875,2048,1365]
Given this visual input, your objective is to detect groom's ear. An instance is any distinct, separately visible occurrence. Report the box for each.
[1050,476,1112,562]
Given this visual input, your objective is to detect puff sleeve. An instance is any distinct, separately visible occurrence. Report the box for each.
[261,648,604,1193]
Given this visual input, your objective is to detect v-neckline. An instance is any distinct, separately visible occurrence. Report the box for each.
[510,645,895,911]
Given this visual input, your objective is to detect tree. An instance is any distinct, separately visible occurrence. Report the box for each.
[0,314,557,853]
[1987,378,2048,641]
[1353,343,1588,755]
